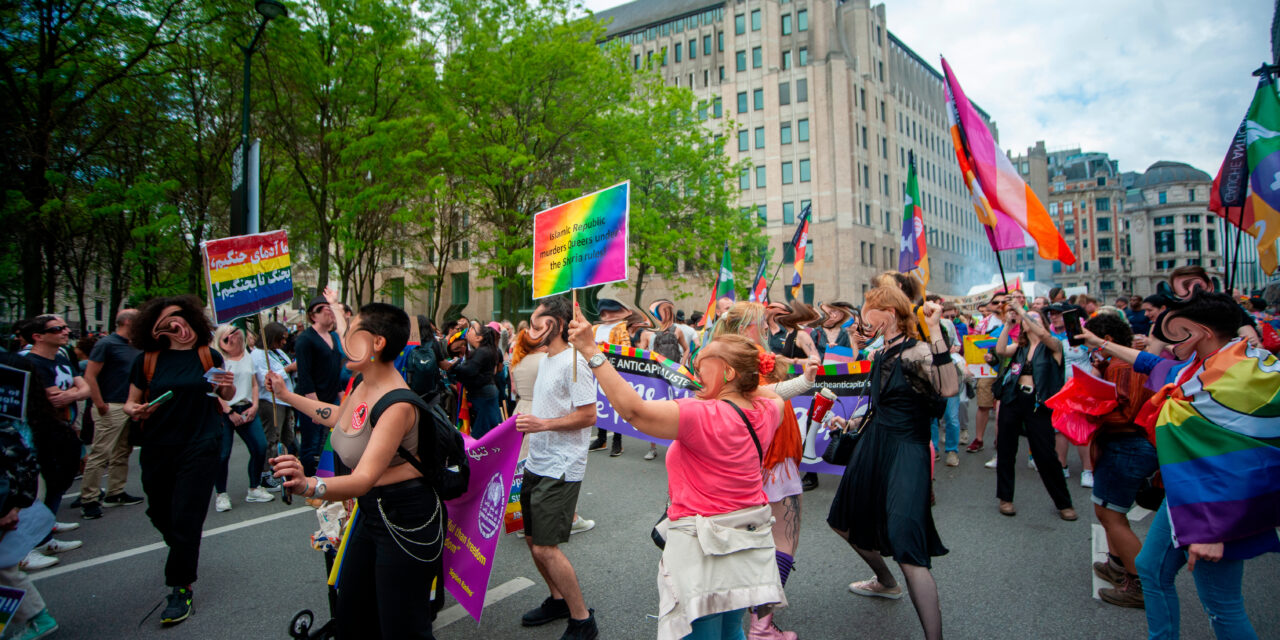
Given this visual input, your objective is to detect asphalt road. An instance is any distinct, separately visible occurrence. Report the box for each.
[32,413,1280,640]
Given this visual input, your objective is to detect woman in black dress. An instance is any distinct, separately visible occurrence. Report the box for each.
[827,286,957,640]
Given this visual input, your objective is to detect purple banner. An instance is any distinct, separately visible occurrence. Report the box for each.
[593,351,871,475]
[442,416,523,623]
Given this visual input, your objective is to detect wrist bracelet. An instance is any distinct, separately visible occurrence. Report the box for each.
[303,477,315,497]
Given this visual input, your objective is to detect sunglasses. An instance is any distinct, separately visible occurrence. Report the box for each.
[41,325,70,334]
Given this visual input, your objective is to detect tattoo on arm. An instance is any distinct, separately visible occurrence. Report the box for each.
[315,407,332,419]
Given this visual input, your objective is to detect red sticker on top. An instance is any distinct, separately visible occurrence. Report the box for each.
[351,403,369,432]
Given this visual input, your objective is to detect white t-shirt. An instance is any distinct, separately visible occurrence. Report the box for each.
[676,323,698,349]
[251,348,294,406]
[526,348,597,482]
[223,353,257,406]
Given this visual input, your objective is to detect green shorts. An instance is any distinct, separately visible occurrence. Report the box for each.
[521,472,582,547]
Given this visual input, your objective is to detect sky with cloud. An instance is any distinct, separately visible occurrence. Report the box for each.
[583,0,1274,178]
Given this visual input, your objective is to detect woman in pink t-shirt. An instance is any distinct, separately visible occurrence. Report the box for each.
[568,308,786,640]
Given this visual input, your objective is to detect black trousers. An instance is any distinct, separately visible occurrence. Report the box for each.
[337,479,443,640]
[995,391,1073,510]
[140,437,219,587]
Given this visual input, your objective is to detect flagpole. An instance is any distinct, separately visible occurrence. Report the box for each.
[943,67,1009,294]
[1230,205,1245,293]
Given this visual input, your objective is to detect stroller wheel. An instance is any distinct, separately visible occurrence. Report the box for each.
[289,610,315,638]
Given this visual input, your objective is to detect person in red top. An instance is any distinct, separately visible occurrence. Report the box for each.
[567,305,786,640]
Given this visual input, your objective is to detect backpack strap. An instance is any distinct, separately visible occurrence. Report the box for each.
[369,388,433,481]
[144,352,160,390]
[197,345,214,372]
[720,399,763,463]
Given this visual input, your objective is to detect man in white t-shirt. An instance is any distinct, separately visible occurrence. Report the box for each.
[515,296,599,639]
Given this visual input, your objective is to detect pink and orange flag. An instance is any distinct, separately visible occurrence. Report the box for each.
[942,57,1076,265]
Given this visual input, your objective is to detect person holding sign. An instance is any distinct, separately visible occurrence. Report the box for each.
[825,287,956,640]
[123,296,236,626]
[567,302,788,640]
[268,303,444,640]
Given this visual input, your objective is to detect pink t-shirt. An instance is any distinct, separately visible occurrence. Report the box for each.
[666,396,781,520]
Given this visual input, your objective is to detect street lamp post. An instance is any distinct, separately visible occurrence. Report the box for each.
[232,0,287,237]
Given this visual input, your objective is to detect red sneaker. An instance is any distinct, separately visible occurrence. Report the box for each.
[966,438,984,453]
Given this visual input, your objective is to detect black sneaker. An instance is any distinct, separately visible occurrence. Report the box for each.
[69,489,104,510]
[588,437,607,452]
[609,440,623,457]
[522,596,570,627]
[81,502,103,520]
[801,472,819,492]
[105,491,144,507]
[560,609,598,640]
[160,586,193,625]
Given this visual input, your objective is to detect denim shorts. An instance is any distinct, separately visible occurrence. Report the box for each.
[1091,434,1159,513]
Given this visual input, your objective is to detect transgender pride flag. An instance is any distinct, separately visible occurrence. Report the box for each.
[1154,340,1280,546]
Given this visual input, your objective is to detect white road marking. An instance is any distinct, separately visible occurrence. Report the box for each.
[32,507,312,581]
[435,577,536,629]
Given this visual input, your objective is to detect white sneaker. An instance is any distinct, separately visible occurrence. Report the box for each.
[52,521,79,534]
[20,550,58,571]
[1063,466,1071,479]
[215,493,232,512]
[959,429,971,445]
[644,448,657,460]
[245,487,275,503]
[1028,457,1038,471]
[570,515,595,535]
[1081,470,1094,488]
[985,455,998,469]
[37,538,81,554]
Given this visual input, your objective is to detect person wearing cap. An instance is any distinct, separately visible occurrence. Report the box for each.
[674,310,699,352]
[294,293,345,477]
[588,299,632,454]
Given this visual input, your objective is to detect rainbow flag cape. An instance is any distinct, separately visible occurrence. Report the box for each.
[315,434,336,478]
[1153,340,1280,547]
[327,503,359,586]
[897,151,929,287]
[942,57,1074,264]
[599,343,702,388]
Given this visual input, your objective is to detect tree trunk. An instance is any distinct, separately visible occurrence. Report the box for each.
[316,226,331,292]
[632,263,648,308]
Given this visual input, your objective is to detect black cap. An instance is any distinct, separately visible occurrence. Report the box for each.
[675,310,686,322]
[597,298,625,314]
[307,295,328,312]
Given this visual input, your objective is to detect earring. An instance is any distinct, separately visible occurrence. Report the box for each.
[723,373,729,383]
[371,356,377,362]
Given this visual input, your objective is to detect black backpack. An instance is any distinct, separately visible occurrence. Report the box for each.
[651,327,683,361]
[404,342,443,401]
[369,388,471,501]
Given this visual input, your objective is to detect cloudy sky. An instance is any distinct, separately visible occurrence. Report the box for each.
[582,0,1273,178]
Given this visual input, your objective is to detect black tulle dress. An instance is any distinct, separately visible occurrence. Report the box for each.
[826,336,952,568]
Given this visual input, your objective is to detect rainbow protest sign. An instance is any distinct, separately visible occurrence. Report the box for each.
[532,182,629,299]
[202,230,293,324]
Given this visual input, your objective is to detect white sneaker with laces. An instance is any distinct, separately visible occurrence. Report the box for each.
[20,550,58,571]
[1063,466,1071,479]
[985,455,998,469]
[246,487,275,503]
[52,521,79,534]
[1081,470,1094,488]
[37,538,81,554]
[215,493,232,512]
[644,448,657,460]
[570,516,596,535]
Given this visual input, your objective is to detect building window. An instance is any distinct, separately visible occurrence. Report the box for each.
[388,277,405,308]
[1185,214,1200,223]
[781,161,794,184]
[1207,228,1217,252]
[1098,238,1113,252]
[1156,259,1176,270]
[781,50,792,70]
[1097,176,1106,186]
[755,165,767,188]
[1154,215,1174,226]
[1097,217,1111,232]
[797,9,808,31]
[738,129,749,151]
[94,299,103,321]
[754,126,765,149]
[1064,219,1074,235]
[752,46,762,69]
[782,13,792,35]
[799,47,808,66]
[740,168,751,190]
[718,31,724,52]
[799,158,811,182]
[753,88,764,110]
[783,243,794,263]
[751,9,761,31]
[633,54,640,70]
[1185,229,1202,252]
[1154,230,1176,254]
[674,43,682,62]
[781,121,792,144]
[736,50,746,72]
[861,125,868,149]
[798,118,809,142]
[689,39,696,59]
[735,13,745,34]
[737,91,747,114]
[719,66,724,81]
[713,97,722,118]
[779,81,790,105]
[783,201,795,224]
[1189,188,1196,202]
[704,35,712,56]
[757,204,767,226]
[451,272,469,305]
[1158,191,1167,204]
[806,240,814,263]
[1049,202,1058,215]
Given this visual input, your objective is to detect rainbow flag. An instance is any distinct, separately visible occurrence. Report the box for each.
[748,253,769,303]
[789,204,811,299]
[532,182,630,299]
[783,360,872,377]
[1154,340,1280,546]
[822,345,859,366]
[201,230,293,324]
[315,434,336,478]
[698,241,733,327]
[941,57,1074,264]
[897,151,929,287]
[1209,74,1280,275]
